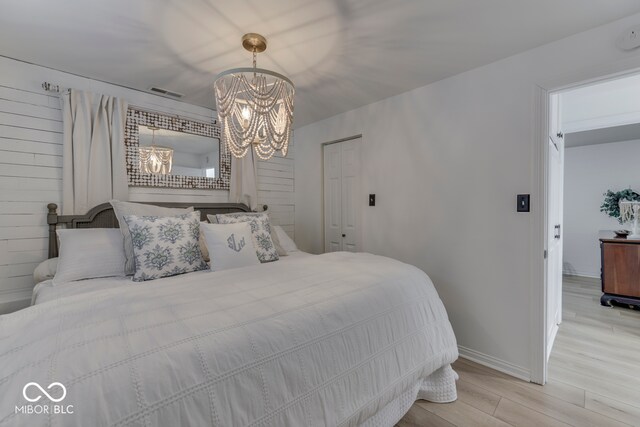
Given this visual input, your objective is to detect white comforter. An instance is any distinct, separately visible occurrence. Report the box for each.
[0,252,458,426]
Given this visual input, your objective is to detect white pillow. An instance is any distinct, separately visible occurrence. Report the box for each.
[34,257,58,283]
[207,212,287,256]
[110,200,194,275]
[210,213,279,262]
[201,222,260,271]
[274,226,298,253]
[53,229,126,285]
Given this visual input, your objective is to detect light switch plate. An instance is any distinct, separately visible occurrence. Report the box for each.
[517,194,530,212]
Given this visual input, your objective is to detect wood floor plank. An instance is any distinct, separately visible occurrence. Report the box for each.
[493,398,571,427]
[396,404,456,427]
[456,379,501,415]
[416,399,512,427]
[548,365,640,411]
[455,360,628,427]
[549,276,640,411]
[455,358,585,408]
[585,392,640,427]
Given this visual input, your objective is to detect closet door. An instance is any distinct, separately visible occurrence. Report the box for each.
[323,138,361,253]
[324,143,343,252]
[340,138,361,252]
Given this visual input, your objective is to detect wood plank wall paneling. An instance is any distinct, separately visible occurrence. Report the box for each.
[0,56,295,311]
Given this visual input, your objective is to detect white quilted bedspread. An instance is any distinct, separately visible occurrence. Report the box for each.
[0,252,458,426]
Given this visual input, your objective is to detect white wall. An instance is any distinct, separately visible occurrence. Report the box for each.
[0,56,294,313]
[562,73,640,133]
[294,13,640,379]
[563,139,640,278]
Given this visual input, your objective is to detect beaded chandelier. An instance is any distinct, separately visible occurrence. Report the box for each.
[213,33,294,160]
[139,126,173,174]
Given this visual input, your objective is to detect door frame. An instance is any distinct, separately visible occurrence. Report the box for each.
[321,134,362,252]
[530,61,640,385]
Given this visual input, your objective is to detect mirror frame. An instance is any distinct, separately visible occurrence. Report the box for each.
[125,108,230,189]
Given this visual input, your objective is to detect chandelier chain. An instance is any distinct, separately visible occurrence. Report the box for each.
[252,48,257,81]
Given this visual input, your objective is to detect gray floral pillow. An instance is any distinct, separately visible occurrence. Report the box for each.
[123,211,208,282]
[212,213,279,263]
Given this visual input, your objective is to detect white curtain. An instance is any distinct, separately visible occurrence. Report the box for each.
[229,149,258,211]
[61,89,129,214]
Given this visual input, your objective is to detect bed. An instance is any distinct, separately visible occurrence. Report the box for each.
[0,202,458,427]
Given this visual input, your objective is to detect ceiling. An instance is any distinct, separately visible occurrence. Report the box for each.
[566,123,640,148]
[2,1,640,127]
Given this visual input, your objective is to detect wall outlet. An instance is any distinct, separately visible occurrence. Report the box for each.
[369,194,376,206]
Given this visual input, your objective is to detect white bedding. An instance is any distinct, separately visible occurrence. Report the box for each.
[2,252,458,426]
[31,251,314,306]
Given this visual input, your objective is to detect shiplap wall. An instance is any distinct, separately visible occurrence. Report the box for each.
[0,56,294,313]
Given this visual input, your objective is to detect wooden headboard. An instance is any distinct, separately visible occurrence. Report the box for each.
[46,202,261,259]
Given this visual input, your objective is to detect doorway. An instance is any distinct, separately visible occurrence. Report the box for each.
[323,136,362,253]
[540,73,640,410]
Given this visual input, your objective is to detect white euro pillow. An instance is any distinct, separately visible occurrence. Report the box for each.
[201,222,260,271]
[273,226,298,253]
[34,257,58,283]
[53,229,126,285]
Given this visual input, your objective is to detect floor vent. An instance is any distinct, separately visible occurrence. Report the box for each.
[149,87,184,98]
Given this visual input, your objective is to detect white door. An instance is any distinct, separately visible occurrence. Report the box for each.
[546,94,564,360]
[323,138,361,252]
[340,139,361,252]
[324,143,343,252]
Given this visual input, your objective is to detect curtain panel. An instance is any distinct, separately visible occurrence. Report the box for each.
[61,90,128,214]
[229,149,258,211]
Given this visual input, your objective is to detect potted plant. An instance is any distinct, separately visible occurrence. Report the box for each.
[601,188,640,236]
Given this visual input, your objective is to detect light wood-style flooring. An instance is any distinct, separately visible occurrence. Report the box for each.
[396,275,640,426]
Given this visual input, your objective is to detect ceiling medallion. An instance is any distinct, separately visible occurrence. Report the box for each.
[213,33,295,160]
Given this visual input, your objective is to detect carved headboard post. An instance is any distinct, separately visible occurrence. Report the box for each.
[47,203,59,259]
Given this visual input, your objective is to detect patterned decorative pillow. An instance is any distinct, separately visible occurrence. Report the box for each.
[209,212,279,262]
[123,211,208,282]
[110,200,194,275]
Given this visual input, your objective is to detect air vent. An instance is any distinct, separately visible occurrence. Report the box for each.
[149,87,184,98]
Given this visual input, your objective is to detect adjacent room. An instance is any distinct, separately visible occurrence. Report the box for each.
[545,74,640,422]
[2,1,640,426]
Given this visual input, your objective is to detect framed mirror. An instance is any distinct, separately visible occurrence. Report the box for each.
[125,108,230,189]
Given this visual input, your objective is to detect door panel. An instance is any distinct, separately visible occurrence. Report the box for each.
[341,139,361,253]
[324,144,342,252]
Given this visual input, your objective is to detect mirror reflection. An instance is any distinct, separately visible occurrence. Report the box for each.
[138,126,220,178]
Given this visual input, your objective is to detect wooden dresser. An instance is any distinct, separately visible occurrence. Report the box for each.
[599,231,640,308]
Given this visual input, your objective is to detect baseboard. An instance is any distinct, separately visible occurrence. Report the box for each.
[562,270,599,279]
[458,345,531,382]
